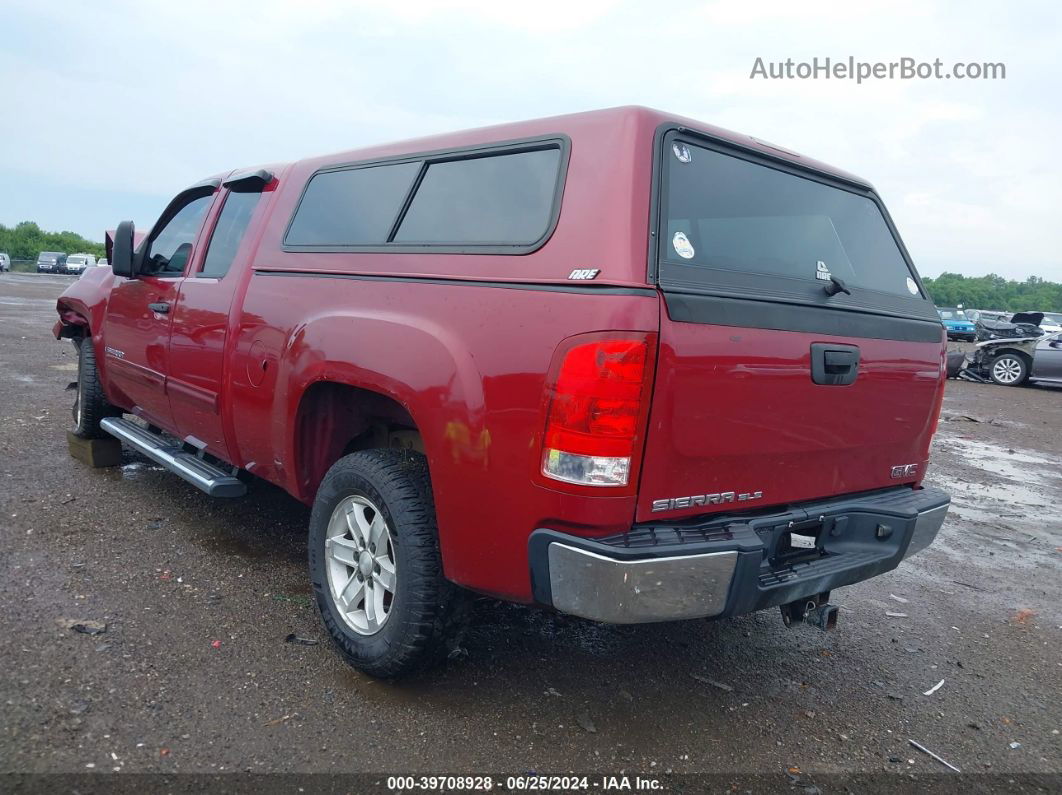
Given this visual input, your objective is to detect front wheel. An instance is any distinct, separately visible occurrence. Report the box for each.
[989,353,1028,386]
[308,449,451,678]
[73,339,120,438]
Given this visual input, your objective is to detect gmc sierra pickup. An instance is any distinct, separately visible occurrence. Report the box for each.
[55,107,950,677]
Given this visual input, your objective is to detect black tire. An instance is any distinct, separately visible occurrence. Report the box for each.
[73,339,119,438]
[988,353,1029,387]
[308,449,451,678]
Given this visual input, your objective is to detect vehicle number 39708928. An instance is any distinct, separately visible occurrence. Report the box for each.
[386,775,599,791]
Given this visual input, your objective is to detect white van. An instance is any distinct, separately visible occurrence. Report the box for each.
[64,254,97,275]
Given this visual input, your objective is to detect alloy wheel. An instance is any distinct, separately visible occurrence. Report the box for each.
[991,357,1023,385]
[324,495,397,635]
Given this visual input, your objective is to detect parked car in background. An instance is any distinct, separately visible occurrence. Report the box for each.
[974,311,1045,341]
[36,252,67,273]
[0,253,10,272]
[962,331,1062,386]
[79,257,108,278]
[966,309,1007,325]
[936,307,976,341]
[1032,312,1062,334]
[53,106,950,677]
[63,254,97,275]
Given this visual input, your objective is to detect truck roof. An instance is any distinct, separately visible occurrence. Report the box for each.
[202,106,880,289]
[227,106,871,191]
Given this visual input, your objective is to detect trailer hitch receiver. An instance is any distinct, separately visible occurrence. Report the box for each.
[780,593,838,631]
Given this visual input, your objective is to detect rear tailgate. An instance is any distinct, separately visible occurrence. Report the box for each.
[637,132,945,523]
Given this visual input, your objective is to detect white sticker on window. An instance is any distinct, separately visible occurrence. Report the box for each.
[672,143,692,163]
[906,277,919,295]
[672,231,695,259]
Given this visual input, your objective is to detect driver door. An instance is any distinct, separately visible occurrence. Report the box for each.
[100,185,217,431]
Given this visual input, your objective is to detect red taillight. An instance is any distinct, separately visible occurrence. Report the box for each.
[541,334,655,488]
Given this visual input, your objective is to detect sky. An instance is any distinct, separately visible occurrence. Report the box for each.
[1,0,1060,281]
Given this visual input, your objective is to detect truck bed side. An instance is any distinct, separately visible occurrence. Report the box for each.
[230,274,659,600]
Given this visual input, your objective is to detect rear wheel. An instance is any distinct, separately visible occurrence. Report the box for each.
[989,353,1028,386]
[308,449,451,678]
[73,339,119,438]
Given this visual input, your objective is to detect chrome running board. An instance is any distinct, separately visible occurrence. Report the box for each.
[100,417,246,498]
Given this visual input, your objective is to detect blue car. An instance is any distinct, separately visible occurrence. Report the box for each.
[936,307,976,341]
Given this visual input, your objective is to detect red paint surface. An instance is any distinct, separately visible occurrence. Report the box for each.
[635,319,945,523]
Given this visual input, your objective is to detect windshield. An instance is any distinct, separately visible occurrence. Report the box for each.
[661,140,920,299]
[1041,312,1062,324]
[937,309,968,320]
[67,256,86,264]
[38,253,59,261]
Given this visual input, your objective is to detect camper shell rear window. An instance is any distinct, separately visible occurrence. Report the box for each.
[655,130,937,321]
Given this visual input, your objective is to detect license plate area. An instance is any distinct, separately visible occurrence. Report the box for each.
[771,518,826,565]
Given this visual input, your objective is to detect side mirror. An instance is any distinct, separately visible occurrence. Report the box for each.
[111,221,136,277]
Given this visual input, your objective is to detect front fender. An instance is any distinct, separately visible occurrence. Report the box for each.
[54,267,118,400]
[54,266,115,342]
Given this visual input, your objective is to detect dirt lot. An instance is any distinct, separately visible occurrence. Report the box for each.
[2,272,1060,787]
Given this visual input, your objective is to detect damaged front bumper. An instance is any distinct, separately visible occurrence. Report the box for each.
[529,486,949,624]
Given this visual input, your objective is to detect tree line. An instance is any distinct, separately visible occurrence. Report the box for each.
[0,221,106,264]
[922,272,1062,313]
[2,219,1059,312]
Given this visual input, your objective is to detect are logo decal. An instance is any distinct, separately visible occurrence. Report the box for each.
[567,268,600,280]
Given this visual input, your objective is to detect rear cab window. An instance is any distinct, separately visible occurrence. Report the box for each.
[283,140,567,253]
[656,132,938,323]
[200,189,265,278]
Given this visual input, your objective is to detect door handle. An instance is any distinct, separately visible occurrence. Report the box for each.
[148,302,170,314]
[823,350,856,373]
[811,343,860,385]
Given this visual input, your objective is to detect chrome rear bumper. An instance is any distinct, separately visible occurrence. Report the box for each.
[547,545,738,623]
[531,487,949,624]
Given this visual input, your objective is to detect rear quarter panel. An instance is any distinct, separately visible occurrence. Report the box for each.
[231,275,659,600]
[224,109,666,600]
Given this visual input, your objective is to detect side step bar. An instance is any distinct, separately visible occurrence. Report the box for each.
[100,417,246,498]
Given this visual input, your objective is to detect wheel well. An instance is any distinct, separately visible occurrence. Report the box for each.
[989,348,1032,365]
[294,382,423,498]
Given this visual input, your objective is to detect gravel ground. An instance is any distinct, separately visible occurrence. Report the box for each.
[1,272,1060,788]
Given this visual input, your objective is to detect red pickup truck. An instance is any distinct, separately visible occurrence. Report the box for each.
[55,107,950,677]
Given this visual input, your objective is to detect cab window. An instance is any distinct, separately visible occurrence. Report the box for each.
[143,194,213,275]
